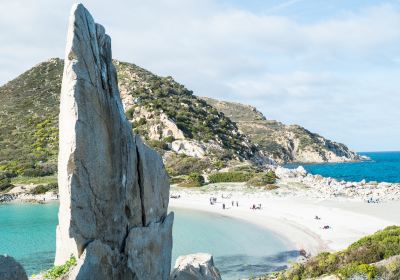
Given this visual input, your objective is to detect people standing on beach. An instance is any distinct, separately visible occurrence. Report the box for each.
[231,201,234,206]
[236,201,239,207]
[223,203,225,210]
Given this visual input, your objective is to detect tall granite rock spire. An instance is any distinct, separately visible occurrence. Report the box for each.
[55,4,173,279]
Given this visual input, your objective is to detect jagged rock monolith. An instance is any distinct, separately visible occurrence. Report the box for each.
[0,255,28,280]
[55,4,173,279]
[170,253,222,280]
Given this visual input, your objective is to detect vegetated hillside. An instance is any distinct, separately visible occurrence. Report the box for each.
[0,59,265,177]
[0,59,62,176]
[255,226,400,280]
[202,97,362,164]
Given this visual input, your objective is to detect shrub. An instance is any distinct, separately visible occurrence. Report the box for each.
[247,171,276,187]
[43,255,76,279]
[133,117,147,127]
[270,226,400,280]
[337,263,377,280]
[212,160,226,170]
[170,176,186,185]
[125,107,135,120]
[179,172,205,188]
[163,135,175,143]
[165,155,209,176]
[188,172,204,186]
[208,172,252,183]
[30,183,58,195]
[0,176,12,192]
[147,140,168,150]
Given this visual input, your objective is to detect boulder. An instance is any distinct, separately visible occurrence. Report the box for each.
[0,255,28,280]
[55,4,172,279]
[170,253,221,280]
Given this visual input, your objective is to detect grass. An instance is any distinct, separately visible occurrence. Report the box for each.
[11,174,57,185]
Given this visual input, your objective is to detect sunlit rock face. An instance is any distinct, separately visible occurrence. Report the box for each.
[170,253,222,280]
[55,3,173,279]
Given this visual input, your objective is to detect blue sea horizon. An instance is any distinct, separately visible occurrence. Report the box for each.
[286,151,400,183]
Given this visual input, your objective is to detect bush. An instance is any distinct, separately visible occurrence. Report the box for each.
[208,172,252,183]
[163,135,175,143]
[125,107,135,120]
[43,255,76,279]
[133,117,147,127]
[271,226,400,280]
[247,171,276,187]
[147,140,168,150]
[179,172,205,188]
[338,263,377,280]
[165,155,209,176]
[170,176,186,185]
[0,176,12,192]
[30,183,58,195]
[212,160,226,170]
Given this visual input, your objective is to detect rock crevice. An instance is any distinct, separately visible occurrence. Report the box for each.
[55,4,172,279]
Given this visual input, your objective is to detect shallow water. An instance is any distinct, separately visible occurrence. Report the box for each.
[0,203,295,279]
[286,151,400,183]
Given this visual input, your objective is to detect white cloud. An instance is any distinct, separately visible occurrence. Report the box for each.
[0,0,399,151]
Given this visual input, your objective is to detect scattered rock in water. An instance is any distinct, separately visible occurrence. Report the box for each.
[0,194,16,203]
[55,3,172,279]
[0,255,28,280]
[170,253,222,280]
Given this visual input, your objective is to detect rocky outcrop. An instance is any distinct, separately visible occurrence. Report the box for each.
[55,4,172,279]
[170,253,222,280]
[0,255,28,280]
[202,97,362,164]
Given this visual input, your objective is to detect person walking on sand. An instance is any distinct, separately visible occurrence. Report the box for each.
[236,201,239,207]
[223,203,225,210]
[232,201,234,206]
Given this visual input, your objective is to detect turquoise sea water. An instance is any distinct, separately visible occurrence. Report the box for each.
[287,151,400,183]
[0,203,295,279]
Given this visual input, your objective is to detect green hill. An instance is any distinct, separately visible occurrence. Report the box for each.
[0,59,260,177]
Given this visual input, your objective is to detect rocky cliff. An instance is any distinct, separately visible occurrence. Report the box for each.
[55,4,173,279]
[202,97,362,164]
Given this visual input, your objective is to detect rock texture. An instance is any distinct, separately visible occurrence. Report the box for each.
[202,97,362,164]
[55,4,172,279]
[170,253,222,280]
[0,255,28,280]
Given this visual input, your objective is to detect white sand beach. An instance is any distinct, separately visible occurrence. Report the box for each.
[169,183,400,256]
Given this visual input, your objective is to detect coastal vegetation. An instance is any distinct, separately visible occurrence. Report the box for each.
[179,172,205,188]
[208,171,253,183]
[42,255,76,279]
[208,170,276,186]
[165,154,210,176]
[29,183,58,195]
[262,226,400,280]
[0,58,360,182]
[0,173,12,192]
[115,60,256,160]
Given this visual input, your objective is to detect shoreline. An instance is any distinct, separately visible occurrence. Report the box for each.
[169,185,400,256]
[169,198,327,256]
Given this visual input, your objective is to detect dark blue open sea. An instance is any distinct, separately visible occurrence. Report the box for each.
[287,151,400,183]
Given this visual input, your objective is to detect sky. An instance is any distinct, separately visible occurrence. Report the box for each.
[0,0,399,152]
